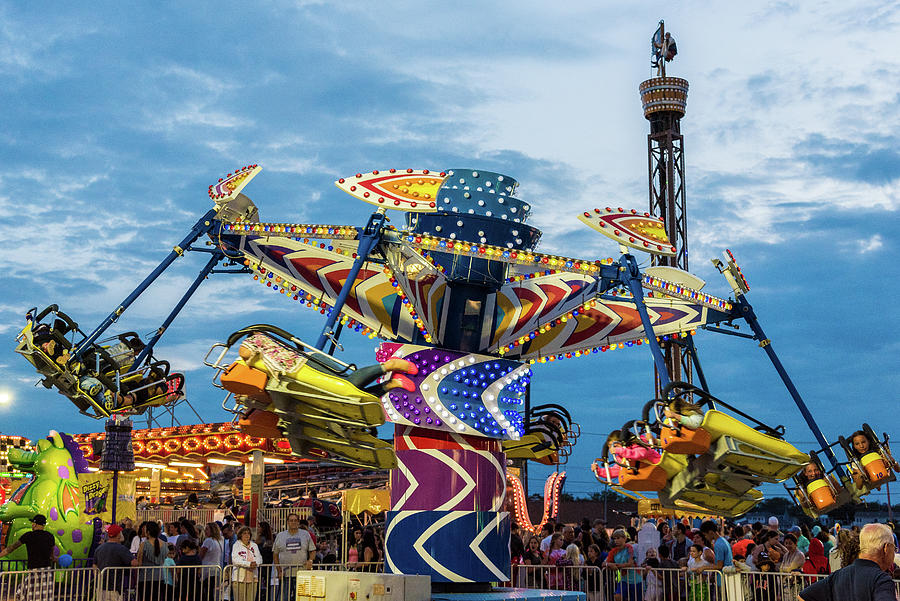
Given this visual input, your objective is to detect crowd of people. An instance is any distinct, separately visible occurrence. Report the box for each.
[509,515,900,601]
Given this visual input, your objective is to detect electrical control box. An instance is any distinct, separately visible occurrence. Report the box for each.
[295,570,431,601]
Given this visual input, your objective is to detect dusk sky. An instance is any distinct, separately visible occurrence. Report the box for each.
[0,2,897,503]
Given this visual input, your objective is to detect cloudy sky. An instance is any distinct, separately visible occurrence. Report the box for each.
[0,2,897,503]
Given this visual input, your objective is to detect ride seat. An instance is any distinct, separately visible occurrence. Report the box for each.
[659,424,711,455]
[221,361,271,402]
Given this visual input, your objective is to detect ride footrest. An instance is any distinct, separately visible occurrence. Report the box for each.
[264,377,385,428]
[709,435,807,481]
[267,388,385,429]
[660,484,763,517]
[284,420,396,470]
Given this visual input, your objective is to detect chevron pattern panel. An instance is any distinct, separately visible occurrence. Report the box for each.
[384,510,510,583]
[391,448,505,511]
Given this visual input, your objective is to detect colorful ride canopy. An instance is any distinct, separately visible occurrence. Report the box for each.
[214,167,733,362]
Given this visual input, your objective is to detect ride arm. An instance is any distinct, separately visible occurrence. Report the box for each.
[129,250,226,370]
[618,253,672,390]
[734,293,846,480]
[73,208,220,361]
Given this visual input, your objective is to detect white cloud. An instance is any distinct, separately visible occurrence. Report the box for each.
[857,233,883,254]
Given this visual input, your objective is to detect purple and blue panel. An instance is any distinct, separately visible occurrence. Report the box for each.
[378,345,528,439]
[391,447,506,511]
[384,510,511,583]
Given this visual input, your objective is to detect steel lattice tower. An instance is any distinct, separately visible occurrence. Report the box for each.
[641,21,692,396]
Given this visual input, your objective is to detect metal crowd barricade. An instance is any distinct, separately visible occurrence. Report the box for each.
[734,570,827,601]
[256,507,312,534]
[514,564,725,601]
[98,563,223,601]
[0,565,98,601]
[137,507,232,526]
[513,564,601,595]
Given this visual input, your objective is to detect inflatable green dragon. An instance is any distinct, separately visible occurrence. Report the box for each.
[0,431,95,563]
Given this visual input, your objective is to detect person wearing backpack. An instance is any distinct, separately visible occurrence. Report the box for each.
[802,537,830,575]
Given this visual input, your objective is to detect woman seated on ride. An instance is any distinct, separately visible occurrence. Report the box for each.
[799,461,825,485]
[663,399,704,430]
[238,332,419,395]
[847,429,899,481]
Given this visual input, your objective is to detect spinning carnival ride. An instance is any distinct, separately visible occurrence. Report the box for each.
[12,164,895,583]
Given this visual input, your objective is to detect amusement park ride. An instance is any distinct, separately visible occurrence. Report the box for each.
[6,20,898,587]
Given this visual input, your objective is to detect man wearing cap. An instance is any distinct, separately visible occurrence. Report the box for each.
[95,524,133,601]
[0,514,57,600]
[0,514,56,567]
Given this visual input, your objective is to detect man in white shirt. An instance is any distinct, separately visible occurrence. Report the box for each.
[273,514,316,601]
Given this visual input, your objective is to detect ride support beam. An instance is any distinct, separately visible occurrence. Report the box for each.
[620,253,672,392]
[73,209,220,360]
[314,211,386,350]
[735,294,847,479]
[130,250,227,370]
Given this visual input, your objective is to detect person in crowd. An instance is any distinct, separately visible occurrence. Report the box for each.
[347,527,362,569]
[787,525,807,554]
[605,528,641,601]
[802,537,830,575]
[779,533,806,572]
[523,535,543,565]
[180,520,200,548]
[162,543,177,598]
[121,517,137,548]
[767,516,782,536]
[176,539,203,601]
[94,524,133,600]
[510,522,525,565]
[133,520,167,601]
[254,520,275,600]
[539,522,554,554]
[657,521,673,547]
[669,522,691,565]
[799,523,896,601]
[199,522,224,601]
[232,526,263,601]
[544,533,567,589]
[686,543,712,601]
[814,526,834,557]
[222,522,237,566]
[165,522,181,550]
[829,528,860,571]
[700,520,733,570]
[273,513,316,601]
[591,519,610,551]
[0,513,58,599]
[0,514,55,567]
[731,524,755,560]
[130,522,148,556]
[358,527,380,572]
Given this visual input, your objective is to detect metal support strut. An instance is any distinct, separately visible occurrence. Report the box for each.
[735,294,847,479]
[130,250,227,370]
[620,253,672,391]
[315,211,386,350]
[73,209,220,360]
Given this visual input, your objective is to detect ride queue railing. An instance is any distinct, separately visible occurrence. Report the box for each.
[0,565,98,601]
[2,562,887,601]
[513,564,722,600]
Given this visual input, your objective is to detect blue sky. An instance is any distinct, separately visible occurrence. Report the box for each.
[0,2,897,503]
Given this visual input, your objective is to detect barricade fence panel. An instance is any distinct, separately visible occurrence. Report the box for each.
[98,564,223,601]
[137,507,234,526]
[513,564,721,601]
[734,570,828,601]
[0,566,97,601]
[256,507,312,534]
